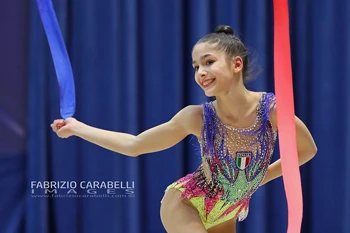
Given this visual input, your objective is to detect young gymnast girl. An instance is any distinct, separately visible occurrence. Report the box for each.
[51,25,317,233]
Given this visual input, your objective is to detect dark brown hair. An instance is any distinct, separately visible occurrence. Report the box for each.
[195,25,259,83]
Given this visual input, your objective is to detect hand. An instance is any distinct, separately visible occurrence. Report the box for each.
[51,117,79,138]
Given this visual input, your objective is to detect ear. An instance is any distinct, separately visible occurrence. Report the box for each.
[231,56,243,73]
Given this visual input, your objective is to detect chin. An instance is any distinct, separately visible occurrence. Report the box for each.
[202,83,222,97]
[203,90,217,97]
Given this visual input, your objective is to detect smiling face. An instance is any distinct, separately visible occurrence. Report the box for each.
[192,42,243,97]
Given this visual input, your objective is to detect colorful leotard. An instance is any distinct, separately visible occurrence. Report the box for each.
[163,92,277,229]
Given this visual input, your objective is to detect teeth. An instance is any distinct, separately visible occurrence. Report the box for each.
[203,79,214,86]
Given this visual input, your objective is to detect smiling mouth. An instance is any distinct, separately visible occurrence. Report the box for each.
[201,79,215,88]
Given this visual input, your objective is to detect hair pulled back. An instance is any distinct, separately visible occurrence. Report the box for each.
[195,25,259,83]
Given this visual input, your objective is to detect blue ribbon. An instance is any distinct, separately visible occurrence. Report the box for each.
[36,0,75,119]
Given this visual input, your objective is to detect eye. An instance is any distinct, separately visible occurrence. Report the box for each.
[193,66,199,71]
[206,60,214,65]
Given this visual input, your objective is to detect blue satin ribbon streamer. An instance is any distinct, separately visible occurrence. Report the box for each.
[36,0,75,119]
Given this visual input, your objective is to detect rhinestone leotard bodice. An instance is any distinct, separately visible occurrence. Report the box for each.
[176,92,277,222]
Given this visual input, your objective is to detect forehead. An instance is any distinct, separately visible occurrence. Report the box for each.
[192,42,222,60]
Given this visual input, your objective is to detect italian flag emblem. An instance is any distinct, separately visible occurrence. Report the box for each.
[236,151,252,170]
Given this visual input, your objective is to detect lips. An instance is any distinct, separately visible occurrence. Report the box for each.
[200,78,215,88]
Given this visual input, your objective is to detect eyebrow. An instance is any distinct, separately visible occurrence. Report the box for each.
[192,54,213,65]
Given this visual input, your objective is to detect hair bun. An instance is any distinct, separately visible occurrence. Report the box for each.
[214,25,234,35]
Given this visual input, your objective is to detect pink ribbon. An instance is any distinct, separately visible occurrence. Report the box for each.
[273,0,303,232]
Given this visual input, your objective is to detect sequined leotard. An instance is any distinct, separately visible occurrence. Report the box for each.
[163,92,277,229]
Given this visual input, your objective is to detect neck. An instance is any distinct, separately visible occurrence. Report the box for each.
[214,85,257,121]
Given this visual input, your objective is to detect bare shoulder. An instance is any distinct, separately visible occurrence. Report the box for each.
[171,105,203,138]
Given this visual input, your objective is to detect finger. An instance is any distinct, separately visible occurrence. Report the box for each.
[51,123,58,133]
[53,119,64,125]
[56,121,66,130]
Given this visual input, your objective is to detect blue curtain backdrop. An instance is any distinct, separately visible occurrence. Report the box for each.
[0,0,349,232]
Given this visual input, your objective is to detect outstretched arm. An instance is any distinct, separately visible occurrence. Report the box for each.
[51,105,203,157]
[260,111,317,186]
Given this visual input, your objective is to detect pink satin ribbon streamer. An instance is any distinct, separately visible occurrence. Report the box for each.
[273,0,303,232]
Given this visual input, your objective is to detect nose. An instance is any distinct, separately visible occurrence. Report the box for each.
[197,67,207,77]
